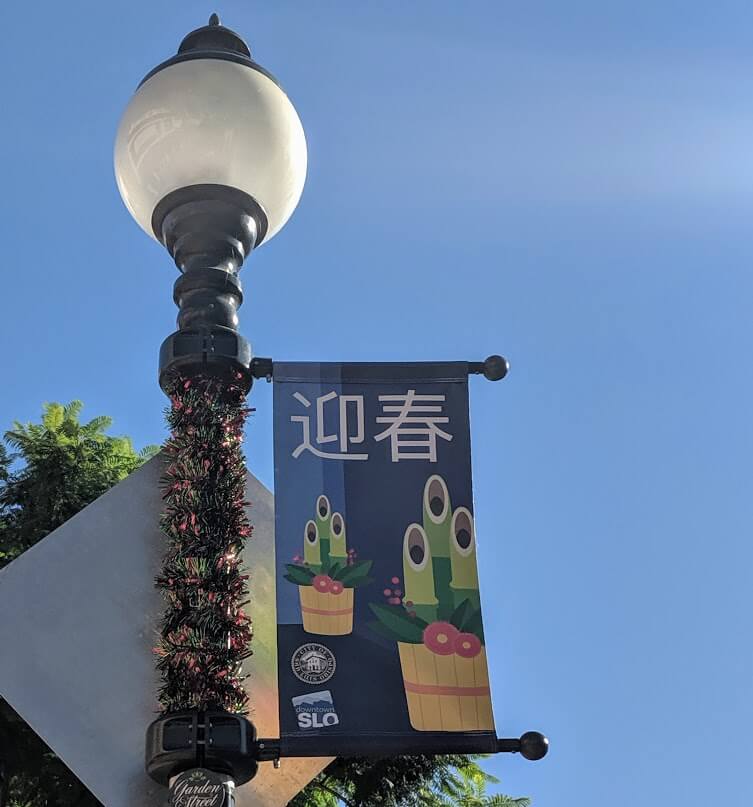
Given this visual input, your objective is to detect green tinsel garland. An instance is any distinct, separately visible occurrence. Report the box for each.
[155,373,253,713]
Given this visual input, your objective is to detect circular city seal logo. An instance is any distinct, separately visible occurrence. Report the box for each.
[291,643,336,685]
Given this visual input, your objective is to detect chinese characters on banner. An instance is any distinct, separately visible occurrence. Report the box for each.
[273,363,498,757]
[290,388,453,462]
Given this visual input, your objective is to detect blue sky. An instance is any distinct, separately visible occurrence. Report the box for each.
[3,2,753,805]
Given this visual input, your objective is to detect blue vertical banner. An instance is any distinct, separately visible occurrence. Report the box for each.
[273,362,498,757]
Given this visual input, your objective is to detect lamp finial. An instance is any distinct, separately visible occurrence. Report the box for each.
[208,12,221,26]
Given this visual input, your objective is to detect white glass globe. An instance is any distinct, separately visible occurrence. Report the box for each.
[114,58,307,244]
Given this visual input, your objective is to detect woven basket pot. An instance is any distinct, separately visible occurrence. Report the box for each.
[299,586,354,635]
[397,642,494,732]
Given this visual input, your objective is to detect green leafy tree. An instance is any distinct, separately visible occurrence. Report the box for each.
[0,401,156,569]
[0,402,157,806]
[292,755,530,806]
[417,756,530,807]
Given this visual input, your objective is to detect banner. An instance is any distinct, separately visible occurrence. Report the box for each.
[273,362,497,757]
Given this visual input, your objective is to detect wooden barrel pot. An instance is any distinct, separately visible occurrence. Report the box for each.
[397,642,495,732]
[299,586,354,635]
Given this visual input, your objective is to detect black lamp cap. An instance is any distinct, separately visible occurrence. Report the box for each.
[178,13,252,59]
[139,13,281,89]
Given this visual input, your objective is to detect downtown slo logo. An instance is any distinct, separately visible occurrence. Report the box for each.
[292,690,339,729]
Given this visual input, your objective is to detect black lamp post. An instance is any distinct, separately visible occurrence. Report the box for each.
[114,14,307,806]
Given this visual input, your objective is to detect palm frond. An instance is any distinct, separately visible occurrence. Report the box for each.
[82,415,113,436]
[41,403,64,433]
[62,400,84,421]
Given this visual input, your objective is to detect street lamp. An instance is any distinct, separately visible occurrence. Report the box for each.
[114,14,306,805]
[113,15,544,806]
[115,12,306,392]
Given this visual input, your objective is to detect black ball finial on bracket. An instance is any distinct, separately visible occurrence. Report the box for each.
[468,354,510,381]
[495,731,549,760]
[483,354,509,381]
[519,731,549,761]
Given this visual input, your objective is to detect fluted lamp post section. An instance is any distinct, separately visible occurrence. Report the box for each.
[114,14,306,806]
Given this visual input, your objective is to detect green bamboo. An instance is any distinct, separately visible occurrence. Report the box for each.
[330,511,347,559]
[422,475,452,560]
[315,494,331,565]
[402,523,438,623]
[449,507,480,611]
[303,519,321,569]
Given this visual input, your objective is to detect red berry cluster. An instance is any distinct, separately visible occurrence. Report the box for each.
[312,574,345,595]
[382,576,403,606]
[423,622,481,658]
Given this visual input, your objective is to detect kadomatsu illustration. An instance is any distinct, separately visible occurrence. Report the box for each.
[369,474,493,732]
[283,494,373,635]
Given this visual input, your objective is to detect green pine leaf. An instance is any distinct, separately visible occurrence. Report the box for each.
[283,574,311,586]
[461,609,485,643]
[367,620,404,642]
[335,559,373,585]
[449,598,478,632]
[343,576,373,589]
[368,602,427,643]
[283,564,316,585]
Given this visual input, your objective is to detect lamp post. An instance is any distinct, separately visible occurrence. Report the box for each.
[113,15,547,805]
[114,14,306,806]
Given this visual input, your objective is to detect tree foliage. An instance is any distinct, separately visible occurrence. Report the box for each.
[291,755,530,807]
[0,401,157,569]
[0,402,157,806]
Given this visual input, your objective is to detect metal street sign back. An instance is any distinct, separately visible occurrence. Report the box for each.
[0,455,328,806]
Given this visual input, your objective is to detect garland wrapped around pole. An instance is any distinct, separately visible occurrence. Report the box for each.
[155,372,253,713]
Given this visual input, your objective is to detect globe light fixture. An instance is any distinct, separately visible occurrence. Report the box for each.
[114,13,306,391]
